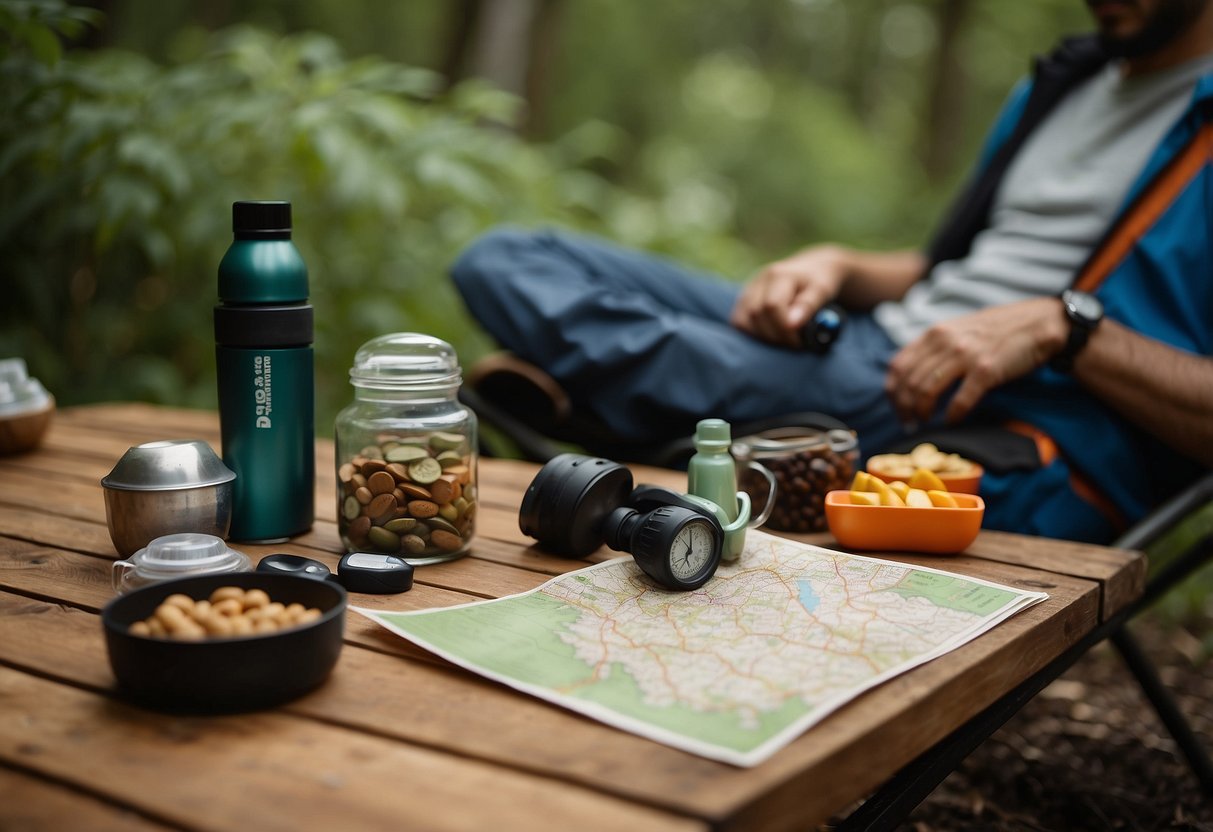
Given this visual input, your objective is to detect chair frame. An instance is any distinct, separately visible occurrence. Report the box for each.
[837,472,1213,830]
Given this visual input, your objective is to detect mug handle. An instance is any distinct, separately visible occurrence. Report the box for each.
[743,460,778,529]
[112,560,134,592]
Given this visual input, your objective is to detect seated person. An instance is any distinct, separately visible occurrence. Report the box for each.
[450,0,1213,544]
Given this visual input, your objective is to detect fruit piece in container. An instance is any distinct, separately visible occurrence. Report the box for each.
[850,491,880,506]
[908,468,947,492]
[872,479,905,507]
[928,490,959,508]
[905,488,933,508]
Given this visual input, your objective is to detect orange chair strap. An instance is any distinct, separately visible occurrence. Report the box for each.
[1074,121,1213,293]
[1002,420,1127,533]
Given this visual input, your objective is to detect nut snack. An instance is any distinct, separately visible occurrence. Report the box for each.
[866,442,977,480]
[335,333,478,564]
[338,432,476,560]
[128,586,323,641]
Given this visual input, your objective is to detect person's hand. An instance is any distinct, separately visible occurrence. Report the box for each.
[730,245,849,347]
[885,297,1069,424]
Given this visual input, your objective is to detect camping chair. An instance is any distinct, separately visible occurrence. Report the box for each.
[836,469,1213,828]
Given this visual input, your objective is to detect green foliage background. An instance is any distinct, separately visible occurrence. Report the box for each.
[1,0,1089,435]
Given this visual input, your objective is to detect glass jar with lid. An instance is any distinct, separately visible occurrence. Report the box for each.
[731,427,857,533]
[334,333,477,564]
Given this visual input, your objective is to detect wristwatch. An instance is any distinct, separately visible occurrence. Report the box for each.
[1051,289,1104,373]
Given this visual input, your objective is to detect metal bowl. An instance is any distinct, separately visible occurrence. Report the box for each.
[101,440,236,557]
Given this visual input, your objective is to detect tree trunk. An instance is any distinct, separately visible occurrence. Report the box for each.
[522,0,564,137]
[467,0,540,99]
[921,0,973,182]
[439,0,484,87]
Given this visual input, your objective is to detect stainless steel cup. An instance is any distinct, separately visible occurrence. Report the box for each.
[101,440,236,557]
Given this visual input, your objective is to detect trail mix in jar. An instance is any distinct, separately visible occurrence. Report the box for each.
[338,431,475,560]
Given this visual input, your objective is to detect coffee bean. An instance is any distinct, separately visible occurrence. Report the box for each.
[740,440,856,533]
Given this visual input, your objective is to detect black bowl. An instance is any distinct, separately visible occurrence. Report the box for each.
[102,572,347,713]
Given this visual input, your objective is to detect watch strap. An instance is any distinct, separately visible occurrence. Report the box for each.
[1050,291,1101,373]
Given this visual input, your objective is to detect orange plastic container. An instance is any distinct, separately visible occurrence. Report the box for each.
[866,462,984,495]
[824,490,985,554]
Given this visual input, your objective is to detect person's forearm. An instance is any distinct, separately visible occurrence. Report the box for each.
[834,248,928,309]
[1073,319,1213,467]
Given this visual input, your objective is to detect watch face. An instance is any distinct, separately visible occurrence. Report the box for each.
[1065,290,1103,324]
[669,519,716,583]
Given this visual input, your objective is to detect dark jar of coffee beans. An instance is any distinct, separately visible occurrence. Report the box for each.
[732,427,857,534]
[334,334,477,564]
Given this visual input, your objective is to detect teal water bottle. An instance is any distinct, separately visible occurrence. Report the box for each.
[215,201,314,542]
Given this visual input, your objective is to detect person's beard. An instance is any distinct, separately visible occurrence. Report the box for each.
[1098,0,1210,58]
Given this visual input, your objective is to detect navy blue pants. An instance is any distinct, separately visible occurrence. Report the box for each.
[451,227,1120,542]
[451,228,914,459]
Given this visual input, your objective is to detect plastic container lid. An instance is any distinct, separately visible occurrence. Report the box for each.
[0,358,52,418]
[694,419,732,451]
[349,333,462,392]
[112,533,251,594]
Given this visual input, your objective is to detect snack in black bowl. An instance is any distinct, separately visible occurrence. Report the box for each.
[102,572,346,713]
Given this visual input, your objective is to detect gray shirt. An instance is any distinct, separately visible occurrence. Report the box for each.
[874,53,1213,347]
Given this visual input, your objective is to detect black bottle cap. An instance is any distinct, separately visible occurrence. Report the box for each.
[233,201,292,237]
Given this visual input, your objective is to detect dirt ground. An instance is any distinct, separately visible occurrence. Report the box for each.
[897,614,1213,831]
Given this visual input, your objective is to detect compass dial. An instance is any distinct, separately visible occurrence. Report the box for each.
[669,518,716,582]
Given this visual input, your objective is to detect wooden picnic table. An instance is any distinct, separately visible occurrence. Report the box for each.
[0,403,1145,831]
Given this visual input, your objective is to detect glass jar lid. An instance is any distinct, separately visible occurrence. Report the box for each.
[732,426,857,459]
[349,333,462,392]
[113,533,251,593]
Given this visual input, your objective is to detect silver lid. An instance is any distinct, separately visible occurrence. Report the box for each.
[101,439,236,492]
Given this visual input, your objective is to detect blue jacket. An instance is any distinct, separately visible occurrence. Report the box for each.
[930,36,1212,539]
